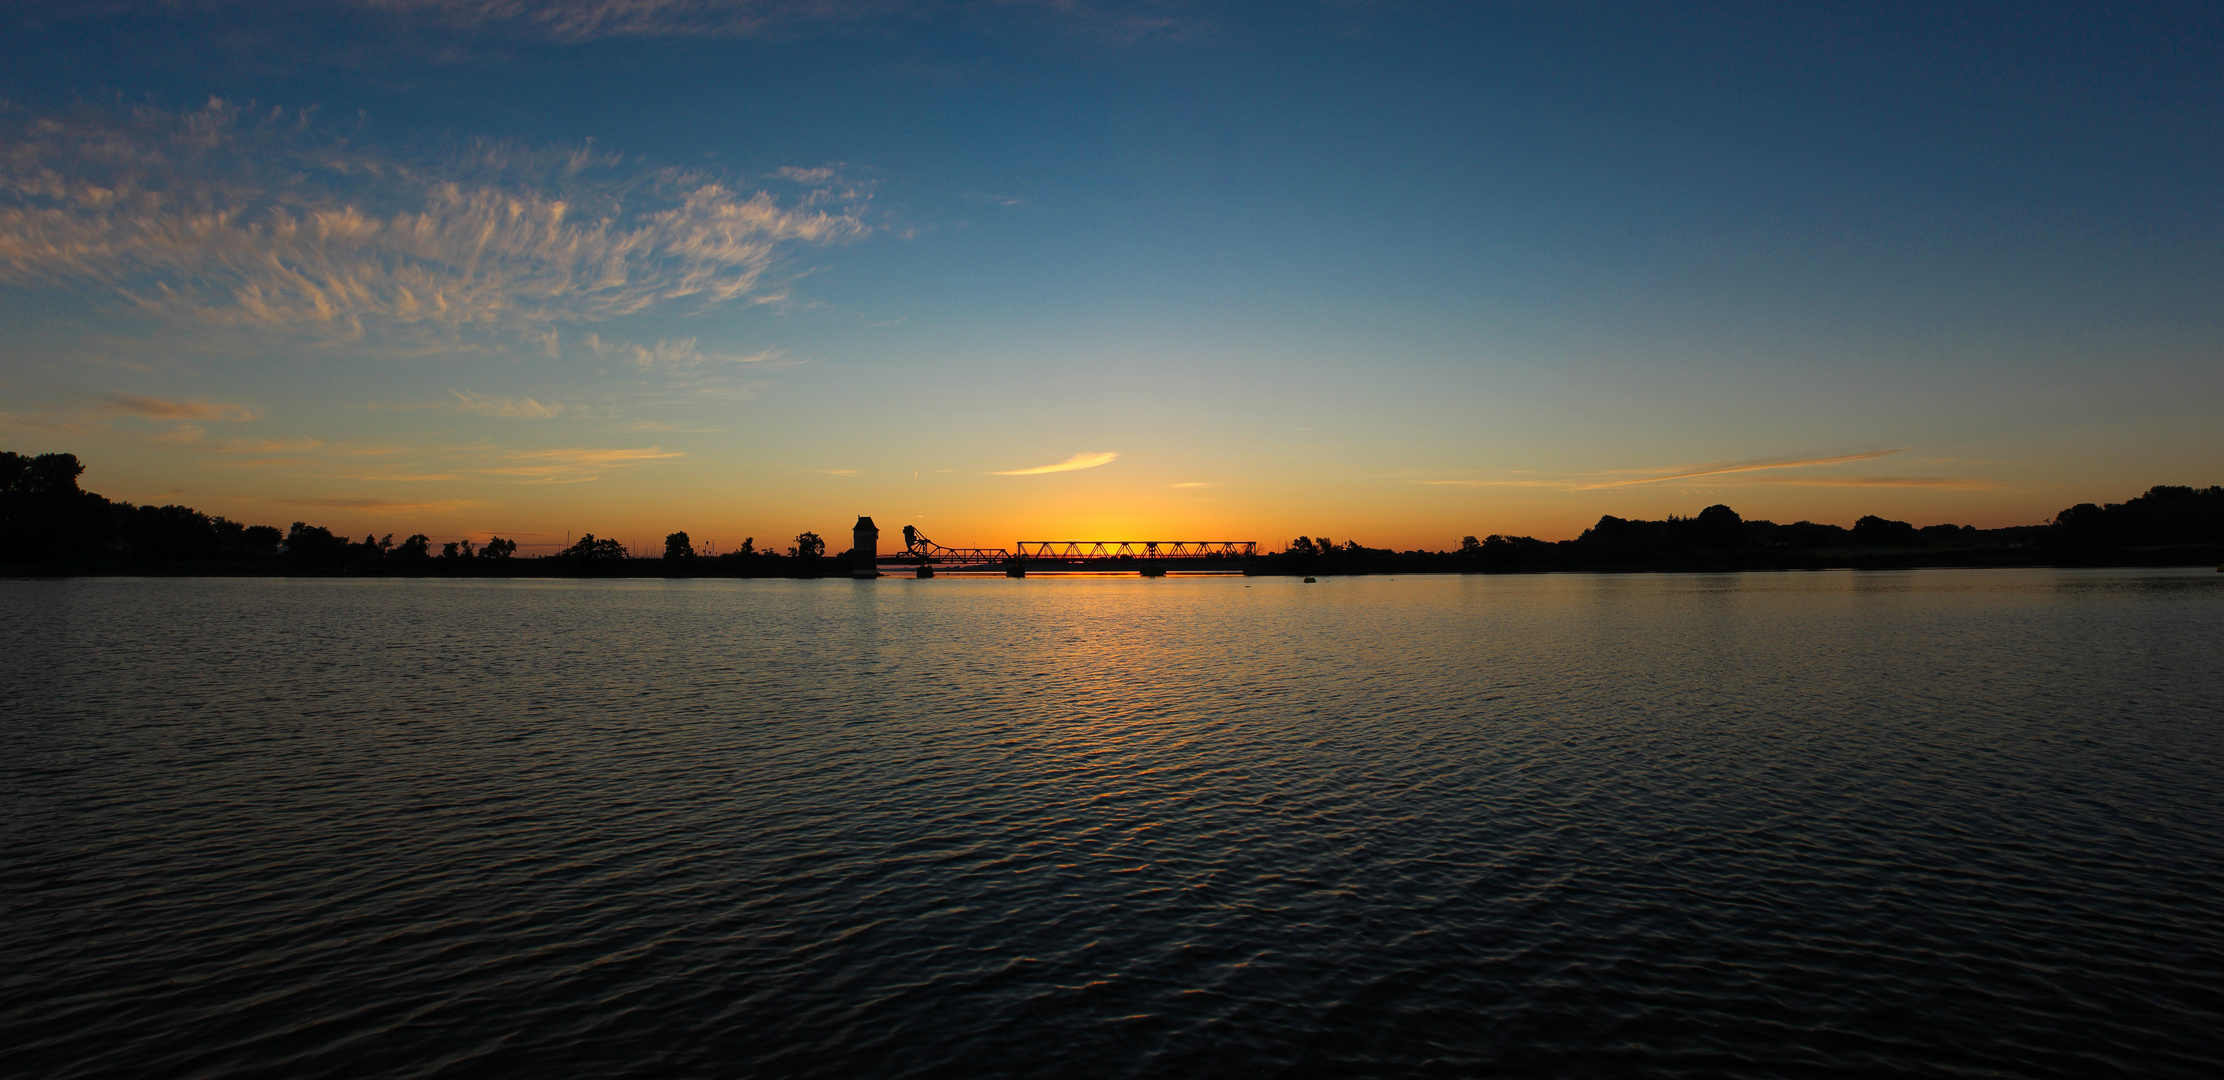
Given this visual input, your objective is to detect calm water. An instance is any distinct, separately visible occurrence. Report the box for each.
[3,569,2221,1078]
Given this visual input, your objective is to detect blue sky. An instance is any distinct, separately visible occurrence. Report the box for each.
[2,1,2218,550]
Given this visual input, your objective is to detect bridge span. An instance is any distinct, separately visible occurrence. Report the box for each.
[880,526,1256,575]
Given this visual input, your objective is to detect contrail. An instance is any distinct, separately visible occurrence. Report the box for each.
[1580,449,1904,488]
[990,451,1120,475]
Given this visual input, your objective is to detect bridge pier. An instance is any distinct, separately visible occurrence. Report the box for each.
[1140,565,1166,577]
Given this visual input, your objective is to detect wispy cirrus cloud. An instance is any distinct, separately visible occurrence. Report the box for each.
[1576,450,1906,489]
[0,407,101,435]
[1745,475,1996,490]
[447,391,565,418]
[281,496,484,514]
[201,435,681,484]
[1413,450,1991,492]
[364,0,826,40]
[102,393,258,421]
[218,437,324,454]
[479,445,684,483]
[201,436,324,467]
[583,333,786,374]
[3,391,258,437]
[358,0,1205,44]
[990,450,1119,475]
[0,100,872,350]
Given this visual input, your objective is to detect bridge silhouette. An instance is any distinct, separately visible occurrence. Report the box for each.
[882,526,1256,575]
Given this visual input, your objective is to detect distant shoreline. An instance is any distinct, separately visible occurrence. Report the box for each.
[5,548,2215,580]
[7,452,2220,579]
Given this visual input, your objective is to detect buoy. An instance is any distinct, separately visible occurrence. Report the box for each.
[1304,576,1316,583]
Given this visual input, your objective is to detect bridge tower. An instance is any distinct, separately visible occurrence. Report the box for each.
[852,516,880,578]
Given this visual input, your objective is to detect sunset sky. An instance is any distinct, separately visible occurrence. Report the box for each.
[3,1,2217,552]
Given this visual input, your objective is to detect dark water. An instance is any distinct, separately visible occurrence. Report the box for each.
[4,570,2221,1078]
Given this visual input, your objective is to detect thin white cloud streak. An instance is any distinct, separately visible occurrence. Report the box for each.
[582,333,786,374]
[196,434,682,485]
[219,437,324,454]
[1745,476,1995,490]
[1414,451,1931,491]
[448,391,564,418]
[365,0,827,39]
[3,392,257,436]
[479,445,684,483]
[359,0,1203,44]
[102,393,258,421]
[1412,479,1560,488]
[990,451,1119,475]
[0,100,871,349]
[281,496,484,513]
[1576,450,1906,489]
[0,408,102,435]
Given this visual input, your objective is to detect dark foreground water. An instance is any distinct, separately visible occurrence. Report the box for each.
[3,570,2221,1078]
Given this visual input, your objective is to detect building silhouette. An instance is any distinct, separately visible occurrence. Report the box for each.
[852,516,880,578]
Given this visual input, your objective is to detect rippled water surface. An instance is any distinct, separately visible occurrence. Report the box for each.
[4,569,2222,1078]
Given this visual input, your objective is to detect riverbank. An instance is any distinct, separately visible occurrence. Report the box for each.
[6,545,2217,579]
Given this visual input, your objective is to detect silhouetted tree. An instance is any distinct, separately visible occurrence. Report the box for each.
[1692,504,1745,548]
[701,535,762,573]
[1575,515,1641,561]
[115,503,232,561]
[481,537,517,559]
[664,531,695,560]
[343,533,388,571]
[1852,515,1920,547]
[284,522,353,568]
[560,534,628,561]
[1480,534,1555,568]
[790,531,825,559]
[1751,520,1850,549]
[0,451,110,562]
[2053,485,2224,550]
[240,524,282,559]
[1264,534,1380,573]
[1919,524,1975,545]
[394,534,433,561]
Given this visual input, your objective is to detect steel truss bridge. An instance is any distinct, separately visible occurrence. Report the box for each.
[884,526,1256,573]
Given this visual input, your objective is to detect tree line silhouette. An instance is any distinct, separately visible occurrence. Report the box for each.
[270,521,524,572]
[0,452,866,576]
[1252,487,2222,575]
[5,450,2218,575]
